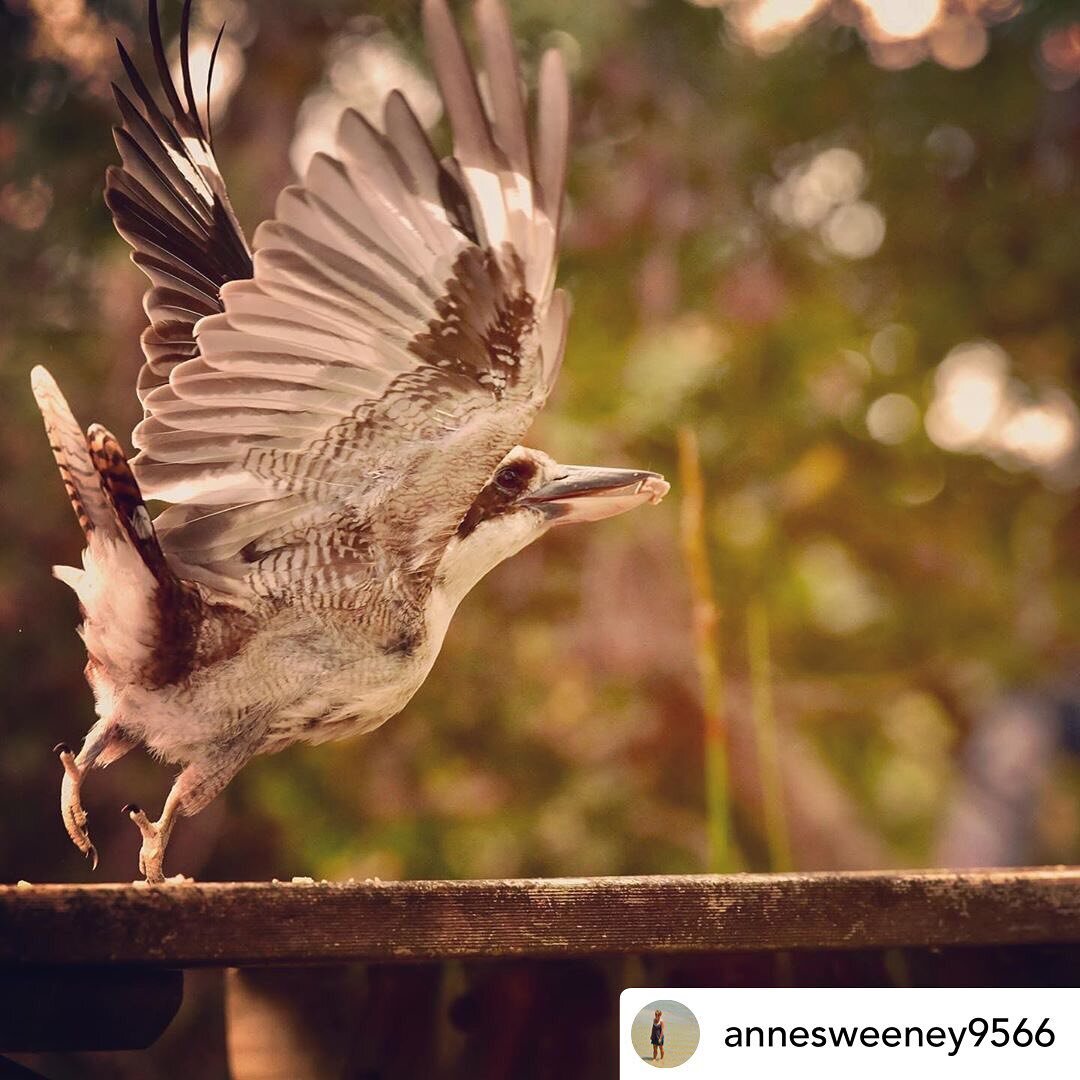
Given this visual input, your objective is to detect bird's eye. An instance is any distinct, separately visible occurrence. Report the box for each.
[494,466,527,495]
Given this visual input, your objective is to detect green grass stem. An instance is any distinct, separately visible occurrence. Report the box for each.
[747,596,792,871]
[676,427,734,874]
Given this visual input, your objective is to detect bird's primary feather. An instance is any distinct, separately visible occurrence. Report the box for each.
[105,0,251,407]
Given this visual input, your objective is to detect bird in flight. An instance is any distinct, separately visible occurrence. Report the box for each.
[32,0,668,883]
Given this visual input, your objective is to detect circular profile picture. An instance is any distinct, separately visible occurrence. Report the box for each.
[630,999,700,1068]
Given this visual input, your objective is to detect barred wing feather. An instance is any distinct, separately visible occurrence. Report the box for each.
[122,0,571,605]
[106,0,252,406]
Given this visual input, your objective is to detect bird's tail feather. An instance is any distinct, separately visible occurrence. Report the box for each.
[31,364,170,580]
[31,365,170,680]
[30,365,117,539]
[87,423,170,574]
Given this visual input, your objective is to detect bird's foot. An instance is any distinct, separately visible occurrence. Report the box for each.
[122,803,174,885]
[56,743,97,869]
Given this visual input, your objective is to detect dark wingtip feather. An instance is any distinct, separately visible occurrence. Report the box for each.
[103,0,253,461]
[438,157,480,245]
[206,21,227,146]
[179,0,204,138]
[148,0,186,120]
[116,38,139,84]
[116,34,185,153]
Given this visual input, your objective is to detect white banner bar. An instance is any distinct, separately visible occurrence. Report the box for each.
[620,987,1079,1076]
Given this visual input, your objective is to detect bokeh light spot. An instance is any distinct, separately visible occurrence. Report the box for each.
[925,125,977,179]
[929,15,989,70]
[290,30,442,176]
[796,538,886,636]
[727,0,829,52]
[867,393,920,444]
[771,146,867,231]
[1040,24,1080,90]
[821,201,886,259]
[0,177,52,232]
[860,0,942,41]
[924,341,1008,451]
[924,343,1078,477]
[997,394,1079,469]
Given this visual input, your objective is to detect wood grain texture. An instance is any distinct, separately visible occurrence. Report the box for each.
[1,869,1078,968]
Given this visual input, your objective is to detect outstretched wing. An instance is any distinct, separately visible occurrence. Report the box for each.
[128,0,571,608]
[106,0,252,407]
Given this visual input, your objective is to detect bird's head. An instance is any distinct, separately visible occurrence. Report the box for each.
[435,446,669,606]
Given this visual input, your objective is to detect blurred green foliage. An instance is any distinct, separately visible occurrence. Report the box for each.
[1,0,1078,888]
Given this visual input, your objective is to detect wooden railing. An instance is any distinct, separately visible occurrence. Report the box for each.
[2,869,1078,1077]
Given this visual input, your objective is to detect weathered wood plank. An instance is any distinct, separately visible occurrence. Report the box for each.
[0,869,1077,968]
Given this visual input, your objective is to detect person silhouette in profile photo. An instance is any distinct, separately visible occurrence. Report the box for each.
[651,1008,665,1062]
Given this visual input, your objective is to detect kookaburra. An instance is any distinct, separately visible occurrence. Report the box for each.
[32,0,668,882]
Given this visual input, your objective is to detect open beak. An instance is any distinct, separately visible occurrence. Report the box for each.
[525,465,670,525]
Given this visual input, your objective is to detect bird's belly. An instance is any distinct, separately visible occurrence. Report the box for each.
[265,674,420,749]
[115,604,456,764]
[263,603,462,750]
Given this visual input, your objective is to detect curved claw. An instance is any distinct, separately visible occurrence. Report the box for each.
[86,845,99,871]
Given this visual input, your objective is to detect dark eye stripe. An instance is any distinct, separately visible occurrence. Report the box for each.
[457,459,538,537]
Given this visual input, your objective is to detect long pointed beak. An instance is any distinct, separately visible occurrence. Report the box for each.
[524,465,670,525]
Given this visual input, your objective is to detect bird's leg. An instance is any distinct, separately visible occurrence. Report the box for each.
[56,743,97,869]
[55,721,132,870]
[124,786,182,885]
[123,751,252,884]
